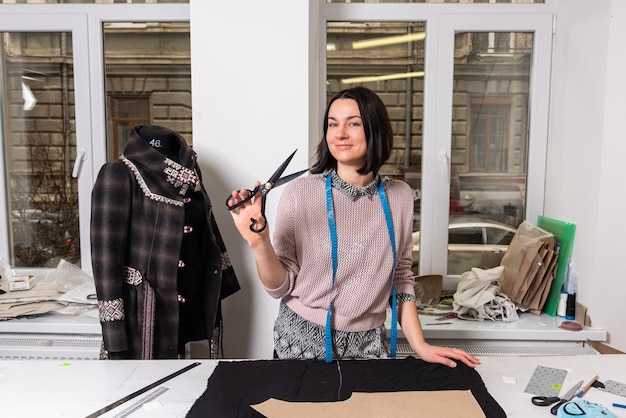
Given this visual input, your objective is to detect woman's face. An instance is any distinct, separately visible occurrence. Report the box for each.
[326,98,367,169]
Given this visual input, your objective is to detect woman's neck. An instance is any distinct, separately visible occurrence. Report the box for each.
[336,166,375,188]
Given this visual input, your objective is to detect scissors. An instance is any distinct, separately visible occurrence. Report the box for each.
[225,149,307,233]
[531,380,583,415]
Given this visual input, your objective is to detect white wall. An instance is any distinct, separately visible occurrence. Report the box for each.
[190,0,312,358]
[597,0,626,352]
[191,0,626,357]
[547,0,626,352]
[595,0,626,352]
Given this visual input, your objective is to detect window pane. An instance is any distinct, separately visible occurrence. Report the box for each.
[103,22,191,161]
[449,31,531,272]
[0,1,188,3]
[327,0,543,3]
[1,31,80,267]
[326,20,426,274]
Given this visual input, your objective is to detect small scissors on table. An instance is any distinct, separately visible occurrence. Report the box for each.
[225,149,307,233]
[531,380,583,415]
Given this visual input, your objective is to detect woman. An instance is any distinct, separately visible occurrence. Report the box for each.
[228,87,478,368]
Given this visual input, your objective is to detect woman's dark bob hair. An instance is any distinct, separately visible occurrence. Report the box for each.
[310,86,393,176]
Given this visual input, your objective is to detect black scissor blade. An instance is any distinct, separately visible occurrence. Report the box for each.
[267,149,298,185]
[274,168,308,188]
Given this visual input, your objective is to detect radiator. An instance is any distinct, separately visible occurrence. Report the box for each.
[397,343,598,357]
[0,334,101,360]
[0,337,599,360]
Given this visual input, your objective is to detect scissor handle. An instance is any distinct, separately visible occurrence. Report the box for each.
[531,396,560,406]
[249,216,267,233]
[248,189,269,233]
[225,186,258,211]
[550,399,567,415]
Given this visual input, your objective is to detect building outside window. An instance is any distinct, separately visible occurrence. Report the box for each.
[108,96,151,160]
[469,98,511,173]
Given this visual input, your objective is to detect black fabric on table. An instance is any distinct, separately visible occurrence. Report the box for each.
[185,356,506,418]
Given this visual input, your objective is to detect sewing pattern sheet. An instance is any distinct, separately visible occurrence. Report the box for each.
[186,357,506,418]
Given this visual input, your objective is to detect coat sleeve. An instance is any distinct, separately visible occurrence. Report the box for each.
[210,210,240,299]
[195,165,240,300]
[90,162,132,354]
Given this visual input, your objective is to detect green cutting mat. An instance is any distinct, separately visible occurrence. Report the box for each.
[537,216,576,317]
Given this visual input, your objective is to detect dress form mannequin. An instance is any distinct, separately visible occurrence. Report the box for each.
[142,126,209,355]
[91,125,239,359]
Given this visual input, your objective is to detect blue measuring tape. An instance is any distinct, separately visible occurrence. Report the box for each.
[324,173,398,363]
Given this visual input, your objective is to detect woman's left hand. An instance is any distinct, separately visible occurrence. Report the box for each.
[413,342,481,369]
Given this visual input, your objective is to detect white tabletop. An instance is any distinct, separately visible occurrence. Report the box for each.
[0,359,214,418]
[1,355,625,417]
[478,355,626,417]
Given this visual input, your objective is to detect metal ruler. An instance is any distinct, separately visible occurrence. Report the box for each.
[112,386,169,418]
[85,362,200,418]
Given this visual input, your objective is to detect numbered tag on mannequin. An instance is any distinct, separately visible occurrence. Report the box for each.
[149,138,162,149]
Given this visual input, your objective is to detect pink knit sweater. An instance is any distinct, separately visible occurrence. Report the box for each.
[265,173,416,332]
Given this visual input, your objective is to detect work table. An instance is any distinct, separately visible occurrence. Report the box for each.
[0,355,625,417]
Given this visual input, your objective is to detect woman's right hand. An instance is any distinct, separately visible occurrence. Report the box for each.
[227,181,287,290]
[227,181,270,246]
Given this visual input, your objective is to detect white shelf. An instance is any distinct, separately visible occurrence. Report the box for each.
[386,310,606,343]
[0,311,101,335]
[0,311,102,360]
[0,309,608,360]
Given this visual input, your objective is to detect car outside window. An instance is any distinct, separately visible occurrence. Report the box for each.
[449,227,484,245]
[486,227,515,246]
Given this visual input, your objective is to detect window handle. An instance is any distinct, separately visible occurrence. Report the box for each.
[440,151,450,184]
[72,148,87,178]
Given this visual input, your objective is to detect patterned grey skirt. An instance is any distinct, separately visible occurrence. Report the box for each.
[273,300,390,360]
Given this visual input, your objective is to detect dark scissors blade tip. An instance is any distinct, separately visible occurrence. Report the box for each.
[267,149,299,185]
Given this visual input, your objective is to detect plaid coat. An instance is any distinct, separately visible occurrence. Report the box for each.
[90,125,239,359]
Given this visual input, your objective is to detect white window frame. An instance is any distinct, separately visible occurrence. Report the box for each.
[318,2,553,288]
[0,12,93,272]
[0,3,190,273]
